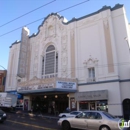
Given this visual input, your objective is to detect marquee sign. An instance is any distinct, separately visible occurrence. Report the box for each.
[17,84,54,92]
[56,81,76,89]
[17,77,77,93]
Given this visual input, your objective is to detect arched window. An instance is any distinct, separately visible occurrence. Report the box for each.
[42,45,58,77]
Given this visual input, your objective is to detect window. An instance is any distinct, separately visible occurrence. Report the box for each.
[88,67,95,82]
[84,112,102,119]
[76,112,86,118]
[96,100,108,112]
[79,102,89,110]
[95,112,102,119]
[88,67,95,78]
[103,112,116,119]
[42,45,58,76]
[70,111,81,115]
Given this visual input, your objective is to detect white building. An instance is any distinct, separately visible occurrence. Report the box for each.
[5,4,130,118]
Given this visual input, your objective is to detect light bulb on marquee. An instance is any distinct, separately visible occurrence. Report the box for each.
[44,95,47,98]
[55,95,58,98]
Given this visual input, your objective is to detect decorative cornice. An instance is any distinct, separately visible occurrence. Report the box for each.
[29,13,66,38]
[10,4,124,47]
[78,78,130,86]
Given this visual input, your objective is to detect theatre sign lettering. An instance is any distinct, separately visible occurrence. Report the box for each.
[17,77,77,92]
[56,81,76,89]
[17,84,54,91]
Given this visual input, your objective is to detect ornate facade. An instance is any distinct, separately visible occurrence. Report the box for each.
[5,4,130,118]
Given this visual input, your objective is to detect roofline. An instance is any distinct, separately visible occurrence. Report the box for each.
[10,40,21,48]
[29,3,123,38]
[10,3,124,47]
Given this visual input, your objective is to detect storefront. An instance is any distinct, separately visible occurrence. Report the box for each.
[17,77,77,113]
[75,90,108,112]
[30,93,69,114]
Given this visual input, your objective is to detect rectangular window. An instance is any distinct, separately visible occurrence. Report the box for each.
[87,67,95,82]
[79,101,89,110]
[88,67,95,78]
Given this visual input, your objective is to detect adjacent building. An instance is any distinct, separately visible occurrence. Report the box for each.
[5,4,130,119]
[0,70,7,92]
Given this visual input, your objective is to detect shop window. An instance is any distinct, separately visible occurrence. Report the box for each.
[96,100,108,112]
[79,101,89,110]
[16,99,23,108]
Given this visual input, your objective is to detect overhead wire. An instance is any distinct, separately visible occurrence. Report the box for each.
[0,0,90,37]
[0,0,56,28]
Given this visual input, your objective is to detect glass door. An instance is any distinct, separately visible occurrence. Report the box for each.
[89,102,96,110]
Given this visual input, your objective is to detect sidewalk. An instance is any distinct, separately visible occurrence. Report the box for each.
[15,110,59,120]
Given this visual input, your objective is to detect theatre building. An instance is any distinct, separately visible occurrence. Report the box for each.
[5,4,130,118]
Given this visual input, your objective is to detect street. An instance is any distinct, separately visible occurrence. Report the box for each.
[0,112,60,130]
[1,112,130,130]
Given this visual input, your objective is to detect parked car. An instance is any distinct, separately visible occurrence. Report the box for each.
[0,109,7,123]
[58,111,82,118]
[58,110,120,130]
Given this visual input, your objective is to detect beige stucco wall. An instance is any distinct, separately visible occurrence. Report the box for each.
[5,5,130,116]
[5,42,20,91]
[112,7,130,79]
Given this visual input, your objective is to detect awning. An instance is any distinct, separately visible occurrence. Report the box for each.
[6,91,23,99]
[18,88,77,94]
[75,90,108,101]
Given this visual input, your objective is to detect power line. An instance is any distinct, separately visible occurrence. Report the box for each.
[57,0,89,13]
[0,0,90,37]
[0,0,56,28]
[0,65,6,70]
[0,18,45,37]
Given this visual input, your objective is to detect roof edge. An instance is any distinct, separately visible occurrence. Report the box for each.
[11,4,124,44]
[10,40,21,48]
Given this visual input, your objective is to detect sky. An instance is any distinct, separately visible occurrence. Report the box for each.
[0,0,130,70]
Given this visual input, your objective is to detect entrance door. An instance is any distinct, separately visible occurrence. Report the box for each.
[89,102,96,110]
[123,99,130,120]
[24,99,28,111]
